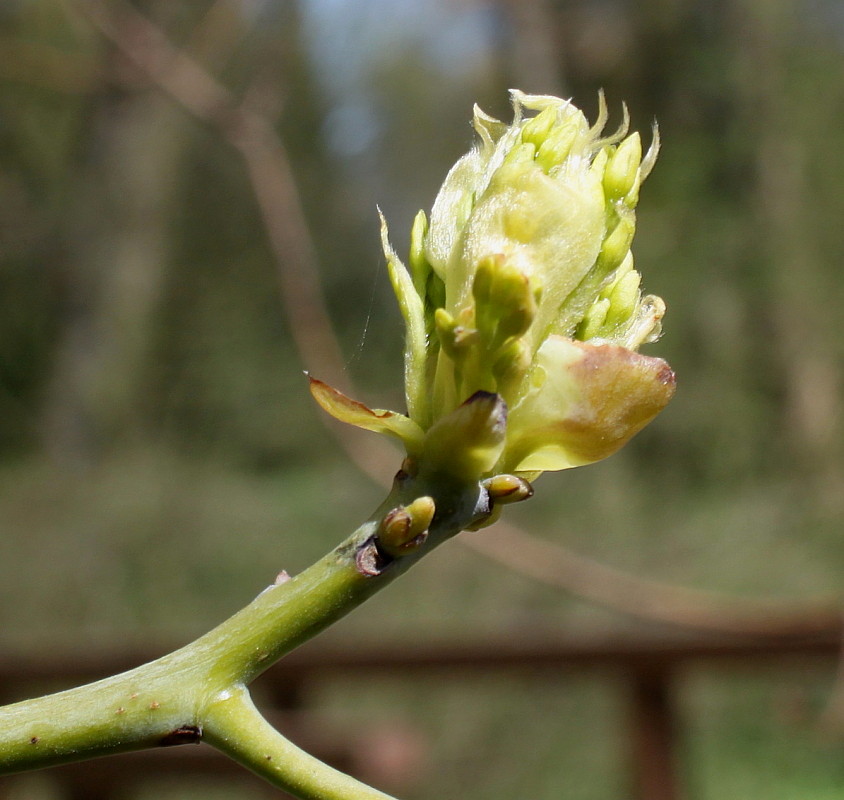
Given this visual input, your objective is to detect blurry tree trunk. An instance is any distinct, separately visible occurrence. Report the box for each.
[730,0,842,493]
[41,80,191,462]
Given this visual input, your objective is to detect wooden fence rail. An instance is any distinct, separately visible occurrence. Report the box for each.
[1,625,841,799]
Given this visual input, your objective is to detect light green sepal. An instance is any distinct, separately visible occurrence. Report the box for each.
[379,211,428,425]
[421,391,507,481]
[308,377,425,455]
[472,103,509,150]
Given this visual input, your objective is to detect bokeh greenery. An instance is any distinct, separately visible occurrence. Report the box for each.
[1,0,843,797]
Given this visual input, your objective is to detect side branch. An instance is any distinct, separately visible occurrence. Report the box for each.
[0,471,487,794]
[204,688,397,800]
[0,516,381,774]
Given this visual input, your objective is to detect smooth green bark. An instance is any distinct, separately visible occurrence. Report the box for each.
[0,468,489,796]
[204,688,395,800]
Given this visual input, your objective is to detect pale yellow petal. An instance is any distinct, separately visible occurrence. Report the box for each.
[501,337,675,473]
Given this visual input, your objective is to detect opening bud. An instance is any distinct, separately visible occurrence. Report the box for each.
[534,119,580,173]
[378,496,436,558]
[603,133,642,202]
[595,215,635,275]
[312,91,673,488]
[421,391,507,481]
[520,105,558,148]
[483,474,535,504]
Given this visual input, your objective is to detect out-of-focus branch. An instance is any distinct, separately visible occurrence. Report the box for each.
[462,524,843,637]
[76,0,844,639]
[76,0,402,477]
[76,0,351,399]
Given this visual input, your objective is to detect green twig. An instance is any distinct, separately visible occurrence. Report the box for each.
[0,468,488,797]
[204,687,396,800]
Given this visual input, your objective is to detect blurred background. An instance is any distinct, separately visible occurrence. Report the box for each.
[1,0,844,798]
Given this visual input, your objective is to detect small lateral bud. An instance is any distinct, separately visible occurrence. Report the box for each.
[434,308,459,358]
[576,297,611,341]
[494,271,536,343]
[473,257,536,347]
[472,256,496,307]
[435,308,477,360]
[605,269,642,328]
[378,496,436,557]
[483,474,535,504]
[492,338,531,396]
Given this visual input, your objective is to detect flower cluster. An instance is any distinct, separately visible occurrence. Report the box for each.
[311,91,675,483]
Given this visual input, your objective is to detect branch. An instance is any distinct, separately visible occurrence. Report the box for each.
[0,473,485,786]
[76,0,352,397]
[462,523,844,636]
[204,688,396,800]
[75,0,399,477]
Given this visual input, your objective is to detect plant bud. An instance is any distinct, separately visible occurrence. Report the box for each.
[310,91,673,485]
[483,474,535,504]
[603,133,642,201]
[378,496,436,557]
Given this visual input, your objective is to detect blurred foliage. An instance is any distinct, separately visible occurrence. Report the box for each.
[1,0,844,797]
